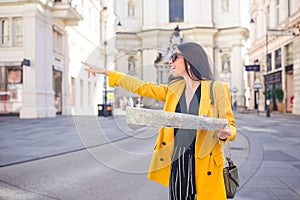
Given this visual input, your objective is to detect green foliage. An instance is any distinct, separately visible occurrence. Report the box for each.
[263,88,272,98]
[274,88,284,102]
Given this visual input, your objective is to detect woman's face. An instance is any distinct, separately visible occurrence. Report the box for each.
[169,49,187,77]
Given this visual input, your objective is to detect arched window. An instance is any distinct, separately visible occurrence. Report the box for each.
[128,0,135,17]
[222,54,231,72]
[169,0,184,22]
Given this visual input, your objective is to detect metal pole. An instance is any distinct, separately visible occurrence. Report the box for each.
[265,19,270,117]
[103,19,108,117]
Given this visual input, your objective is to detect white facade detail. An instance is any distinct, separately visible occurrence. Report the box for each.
[112,0,249,109]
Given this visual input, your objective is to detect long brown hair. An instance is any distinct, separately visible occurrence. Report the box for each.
[178,42,214,81]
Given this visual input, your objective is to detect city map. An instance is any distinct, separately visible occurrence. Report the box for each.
[126,107,228,130]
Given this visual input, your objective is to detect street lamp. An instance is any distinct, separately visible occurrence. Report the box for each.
[101,7,121,117]
[250,8,271,117]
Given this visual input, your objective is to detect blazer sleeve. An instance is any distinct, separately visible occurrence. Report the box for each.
[108,71,168,102]
[214,81,236,141]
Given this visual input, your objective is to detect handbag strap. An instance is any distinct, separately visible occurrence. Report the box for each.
[209,80,231,159]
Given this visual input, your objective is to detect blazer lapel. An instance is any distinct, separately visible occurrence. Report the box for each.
[199,80,211,116]
[166,80,185,112]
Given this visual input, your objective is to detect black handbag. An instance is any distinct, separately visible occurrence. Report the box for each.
[210,81,239,198]
[223,154,239,198]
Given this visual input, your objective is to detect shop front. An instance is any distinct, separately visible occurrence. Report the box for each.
[264,71,282,111]
[0,65,23,116]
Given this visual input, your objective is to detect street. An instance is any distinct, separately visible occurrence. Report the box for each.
[0,111,300,199]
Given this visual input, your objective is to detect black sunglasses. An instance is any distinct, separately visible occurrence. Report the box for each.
[169,52,183,62]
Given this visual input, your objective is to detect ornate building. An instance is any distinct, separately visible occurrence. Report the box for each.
[110,0,249,109]
[0,0,104,118]
[248,0,300,115]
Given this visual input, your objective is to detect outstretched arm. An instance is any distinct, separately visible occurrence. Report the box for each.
[82,61,168,102]
[82,61,109,78]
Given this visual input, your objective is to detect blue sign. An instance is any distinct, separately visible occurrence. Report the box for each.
[23,58,30,67]
[245,65,260,71]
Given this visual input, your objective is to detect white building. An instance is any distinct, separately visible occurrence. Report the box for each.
[111,0,249,109]
[248,0,300,115]
[0,0,106,118]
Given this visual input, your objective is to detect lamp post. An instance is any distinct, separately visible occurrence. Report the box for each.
[101,7,121,117]
[250,8,270,117]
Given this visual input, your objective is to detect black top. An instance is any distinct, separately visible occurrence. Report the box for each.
[169,85,201,200]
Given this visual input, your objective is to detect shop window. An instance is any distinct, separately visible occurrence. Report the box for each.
[169,0,184,22]
[0,66,23,114]
[71,77,75,107]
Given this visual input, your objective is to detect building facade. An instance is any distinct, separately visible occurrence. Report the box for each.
[248,0,300,115]
[111,0,249,110]
[0,0,105,118]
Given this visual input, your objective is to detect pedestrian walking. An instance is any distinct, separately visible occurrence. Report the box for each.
[82,42,236,200]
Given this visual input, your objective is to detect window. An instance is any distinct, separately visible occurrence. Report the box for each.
[222,0,229,12]
[80,79,83,107]
[0,18,10,46]
[275,0,280,25]
[287,0,291,16]
[0,17,23,46]
[128,0,135,17]
[267,53,272,72]
[71,77,75,107]
[128,56,136,74]
[275,48,281,69]
[53,26,64,55]
[222,54,231,72]
[169,0,184,22]
[14,17,23,45]
[285,43,293,66]
[0,66,23,114]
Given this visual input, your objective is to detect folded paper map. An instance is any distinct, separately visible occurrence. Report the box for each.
[126,107,228,130]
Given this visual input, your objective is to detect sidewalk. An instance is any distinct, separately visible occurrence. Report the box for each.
[234,110,300,200]
[0,115,145,167]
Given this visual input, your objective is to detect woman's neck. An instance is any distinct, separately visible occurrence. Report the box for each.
[184,76,201,90]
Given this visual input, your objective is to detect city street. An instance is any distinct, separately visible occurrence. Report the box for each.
[0,111,300,200]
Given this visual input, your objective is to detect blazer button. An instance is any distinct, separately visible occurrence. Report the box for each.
[160,158,164,161]
[207,171,212,176]
[162,142,166,145]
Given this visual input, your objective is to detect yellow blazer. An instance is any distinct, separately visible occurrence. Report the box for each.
[109,71,236,199]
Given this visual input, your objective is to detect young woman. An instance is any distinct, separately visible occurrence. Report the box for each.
[83,42,236,200]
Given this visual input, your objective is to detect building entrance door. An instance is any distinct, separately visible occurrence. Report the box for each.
[53,70,62,114]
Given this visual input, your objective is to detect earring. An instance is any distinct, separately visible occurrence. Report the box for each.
[187,65,191,69]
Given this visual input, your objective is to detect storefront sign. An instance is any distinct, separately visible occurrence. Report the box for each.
[245,65,260,71]
[22,58,30,67]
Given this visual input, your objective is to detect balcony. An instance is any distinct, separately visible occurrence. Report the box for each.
[52,0,83,26]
